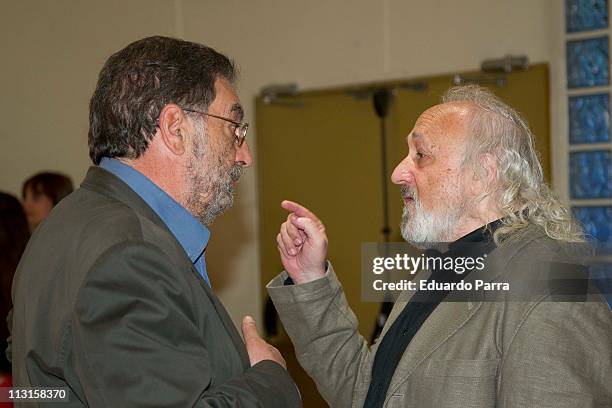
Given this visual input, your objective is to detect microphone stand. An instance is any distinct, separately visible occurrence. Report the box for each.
[371,89,394,342]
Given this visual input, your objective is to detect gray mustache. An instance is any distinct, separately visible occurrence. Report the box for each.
[400,185,417,200]
[229,164,244,183]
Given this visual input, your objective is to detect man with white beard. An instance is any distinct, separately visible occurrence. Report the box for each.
[267,85,612,407]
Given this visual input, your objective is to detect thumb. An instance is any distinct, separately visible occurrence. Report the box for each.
[241,315,261,344]
[295,217,324,245]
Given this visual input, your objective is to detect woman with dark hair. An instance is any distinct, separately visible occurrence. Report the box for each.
[21,172,73,230]
[0,192,30,377]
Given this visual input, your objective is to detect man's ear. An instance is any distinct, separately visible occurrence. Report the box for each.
[477,153,498,190]
[157,104,187,156]
[466,153,498,198]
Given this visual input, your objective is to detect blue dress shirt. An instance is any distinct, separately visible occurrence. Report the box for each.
[99,158,211,286]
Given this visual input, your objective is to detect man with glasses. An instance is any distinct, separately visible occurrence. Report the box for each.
[9,36,301,407]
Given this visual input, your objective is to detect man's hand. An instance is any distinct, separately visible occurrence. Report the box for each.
[277,200,328,284]
[242,316,287,369]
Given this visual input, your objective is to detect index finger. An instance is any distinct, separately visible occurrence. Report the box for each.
[281,200,321,223]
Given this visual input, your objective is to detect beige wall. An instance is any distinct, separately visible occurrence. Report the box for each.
[0,0,564,327]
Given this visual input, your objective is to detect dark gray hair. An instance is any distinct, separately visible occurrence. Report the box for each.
[88,36,236,165]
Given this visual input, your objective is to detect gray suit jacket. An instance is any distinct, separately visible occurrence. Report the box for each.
[268,226,612,407]
[9,166,301,407]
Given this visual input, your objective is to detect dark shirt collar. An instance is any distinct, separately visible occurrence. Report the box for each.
[448,218,503,251]
[99,158,210,263]
[423,218,503,265]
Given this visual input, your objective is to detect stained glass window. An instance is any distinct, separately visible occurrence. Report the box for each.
[569,93,611,143]
[573,205,612,242]
[569,150,612,198]
[567,36,610,88]
[566,0,609,32]
[573,206,612,301]
[565,0,612,307]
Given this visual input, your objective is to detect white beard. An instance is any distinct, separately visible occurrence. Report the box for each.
[400,186,465,247]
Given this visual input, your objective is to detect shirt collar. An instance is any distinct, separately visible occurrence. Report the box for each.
[447,218,503,256]
[99,158,210,263]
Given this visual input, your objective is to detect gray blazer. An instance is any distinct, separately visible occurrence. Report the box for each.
[9,166,301,407]
[268,226,612,408]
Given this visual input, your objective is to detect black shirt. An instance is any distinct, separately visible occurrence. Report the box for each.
[363,220,501,408]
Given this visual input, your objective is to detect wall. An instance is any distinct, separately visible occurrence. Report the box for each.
[0,0,564,327]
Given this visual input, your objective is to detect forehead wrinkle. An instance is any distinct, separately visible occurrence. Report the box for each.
[415,104,470,146]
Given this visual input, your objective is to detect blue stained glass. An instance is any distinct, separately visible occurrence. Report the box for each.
[569,150,612,198]
[569,93,611,143]
[573,207,612,305]
[566,0,609,32]
[573,206,612,242]
[566,36,610,88]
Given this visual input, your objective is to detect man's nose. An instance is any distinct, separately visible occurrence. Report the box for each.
[391,156,415,185]
[236,141,253,168]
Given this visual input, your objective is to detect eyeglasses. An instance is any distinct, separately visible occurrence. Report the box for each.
[181,107,249,147]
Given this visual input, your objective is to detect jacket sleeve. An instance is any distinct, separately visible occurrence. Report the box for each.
[266,263,374,407]
[72,241,301,408]
[498,295,612,407]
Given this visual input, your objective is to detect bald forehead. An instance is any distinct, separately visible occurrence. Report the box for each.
[408,103,471,147]
[417,102,471,132]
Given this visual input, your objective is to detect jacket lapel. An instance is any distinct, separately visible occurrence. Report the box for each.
[386,297,482,397]
[81,166,250,367]
[383,235,532,398]
[373,267,483,397]
[190,266,251,368]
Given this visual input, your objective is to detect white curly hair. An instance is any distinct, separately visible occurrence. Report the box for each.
[442,85,585,244]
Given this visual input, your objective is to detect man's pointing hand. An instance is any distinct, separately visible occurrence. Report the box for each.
[277,200,328,284]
